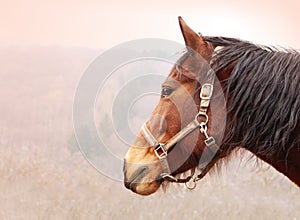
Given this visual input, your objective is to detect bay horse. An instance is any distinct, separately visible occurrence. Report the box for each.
[124,17,300,195]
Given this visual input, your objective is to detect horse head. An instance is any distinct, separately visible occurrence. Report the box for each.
[123,17,226,195]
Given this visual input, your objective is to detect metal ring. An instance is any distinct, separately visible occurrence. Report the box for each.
[185,178,197,190]
[195,112,209,125]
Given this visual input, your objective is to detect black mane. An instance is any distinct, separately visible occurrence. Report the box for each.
[205,36,300,159]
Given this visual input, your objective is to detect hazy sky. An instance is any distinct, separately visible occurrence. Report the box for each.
[1,0,299,49]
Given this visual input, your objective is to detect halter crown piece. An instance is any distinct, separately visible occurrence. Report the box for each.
[141,47,222,189]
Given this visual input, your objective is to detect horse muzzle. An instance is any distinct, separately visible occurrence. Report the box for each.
[123,160,162,195]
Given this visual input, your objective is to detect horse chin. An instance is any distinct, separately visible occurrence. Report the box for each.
[131,180,162,196]
[124,166,162,195]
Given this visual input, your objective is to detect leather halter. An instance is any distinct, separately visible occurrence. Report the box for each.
[141,48,222,188]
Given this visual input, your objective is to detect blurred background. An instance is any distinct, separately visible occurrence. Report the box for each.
[0,0,299,219]
[1,0,299,48]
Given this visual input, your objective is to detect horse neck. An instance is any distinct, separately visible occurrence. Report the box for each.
[246,137,300,188]
[216,68,300,187]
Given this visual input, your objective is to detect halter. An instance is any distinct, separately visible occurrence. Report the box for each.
[140,47,222,189]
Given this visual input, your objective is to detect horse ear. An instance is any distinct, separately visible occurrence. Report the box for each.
[178,16,206,51]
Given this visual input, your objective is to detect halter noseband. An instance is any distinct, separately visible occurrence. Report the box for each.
[140,48,222,189]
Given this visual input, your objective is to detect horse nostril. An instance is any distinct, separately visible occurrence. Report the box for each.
[124,180,131,190]
[123,159,130,189]
[124,165,149,190]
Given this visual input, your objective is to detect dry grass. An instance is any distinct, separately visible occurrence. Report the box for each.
[0,144,299,220]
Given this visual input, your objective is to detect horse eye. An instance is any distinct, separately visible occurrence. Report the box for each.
[161,87,174,98]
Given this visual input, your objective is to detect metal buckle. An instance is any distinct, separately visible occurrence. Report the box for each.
[155,144,167,159]
[204,136,219,154]
[204,136,215,147]
[200,83,213,100]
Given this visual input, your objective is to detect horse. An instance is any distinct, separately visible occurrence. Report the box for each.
[123,17,300,196]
